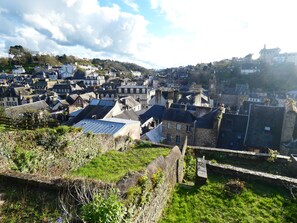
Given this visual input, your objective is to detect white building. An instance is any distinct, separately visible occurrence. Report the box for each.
[117,85,154,109]
[59,64,76,79]
[12,65,26,74]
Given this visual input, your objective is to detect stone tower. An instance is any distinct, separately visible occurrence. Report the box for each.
[208,75,217,99]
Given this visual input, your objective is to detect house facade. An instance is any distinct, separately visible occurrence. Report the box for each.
[117,85,153,109]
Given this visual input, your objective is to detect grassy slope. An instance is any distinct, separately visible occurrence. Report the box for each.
[0,183,62,223]
[160,174,297,223]
[72,147,170,183]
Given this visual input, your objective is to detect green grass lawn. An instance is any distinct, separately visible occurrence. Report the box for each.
[160,174,297,223]
[0,183,62,223]
[72,147,170,183]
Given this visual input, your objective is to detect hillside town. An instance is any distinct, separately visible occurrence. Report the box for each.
[1,45,297,156]
[1,45,297,223]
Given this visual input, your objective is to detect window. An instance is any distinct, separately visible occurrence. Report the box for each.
[167,122,171,129]
[136,88,140,94]
[176,123,181,131]
[186,125,190,132]
[166,134,171,143]
[264,126,271,134]
[142,88,146,93]
[176,135,181,145]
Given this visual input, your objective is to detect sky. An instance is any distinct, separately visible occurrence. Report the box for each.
[0,0,297,68]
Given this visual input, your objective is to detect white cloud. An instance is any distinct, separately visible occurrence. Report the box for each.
[0,0,153,65]
[150,0,297,64]
[1,0,297,68]
[123,0,139,11]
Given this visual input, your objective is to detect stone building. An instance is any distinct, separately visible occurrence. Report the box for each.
[117,85,154,109]
[162,105,225,147]
[216,100,297,155]
[162,108,195,147]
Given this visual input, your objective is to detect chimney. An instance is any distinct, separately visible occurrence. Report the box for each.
[166,99,173,109]
[193,91,201,106]
[155,89,162,105]
[213,104,225,130]
[168,91,174,100]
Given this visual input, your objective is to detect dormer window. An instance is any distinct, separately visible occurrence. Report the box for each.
[264,126,271,134]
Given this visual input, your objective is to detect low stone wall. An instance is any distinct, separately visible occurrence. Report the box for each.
[0,142,184,223]
[0,170,113,192]
[0,130,131,176]
[130,146,182,223]
[191,146,291,163]
[207,162,297,187]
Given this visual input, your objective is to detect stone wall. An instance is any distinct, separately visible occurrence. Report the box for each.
[0,141,184,223]
[162,120,194,146]
[191,146,291,163]
[207,162,297,187]
[0,130,131,176]
[194,128,217,147]
[116,121,141,140]
[130,146,182,223]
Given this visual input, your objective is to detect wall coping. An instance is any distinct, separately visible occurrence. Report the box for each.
[190,146,291,160]
[207,162,297,186]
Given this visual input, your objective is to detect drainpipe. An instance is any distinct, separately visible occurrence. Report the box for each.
[193,120,197,145]
[243,104,252,146]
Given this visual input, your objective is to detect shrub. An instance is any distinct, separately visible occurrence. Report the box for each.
[86,131,94,138]
[151,169,165,189]
[10,146,37,172]
[267,149,279,162]
[224,179,245,196]
[184,154,196,182]
[80,189,126,223]
[55,125,71,135]
[136,140,152,148]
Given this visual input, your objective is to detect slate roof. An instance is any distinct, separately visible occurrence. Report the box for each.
[66,94,78,104]
[195,108,220,129]
[114,110,140,121]
[69,108,83,117]
[217,113,248,150]
[162,108,195,124]
[80,92,96,101]
[120,96,141,109]
[141,123,163,143]
[140,105,166,123]
[244,104,285,149]
[66,99,116,125]
[239,100,264,115]
[5,101,49,118]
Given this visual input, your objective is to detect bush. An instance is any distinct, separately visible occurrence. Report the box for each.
[267,149,279,162]
[80,189,126,223]
[224,179,245,196]
[10,146,37,172]
[184,154,196,182]
[151,169,165,189]
[136,140,152,148]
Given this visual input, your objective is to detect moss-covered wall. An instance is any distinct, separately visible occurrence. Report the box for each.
[0,128,131,176]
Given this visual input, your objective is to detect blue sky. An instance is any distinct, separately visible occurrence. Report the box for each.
[0,0,297,68]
